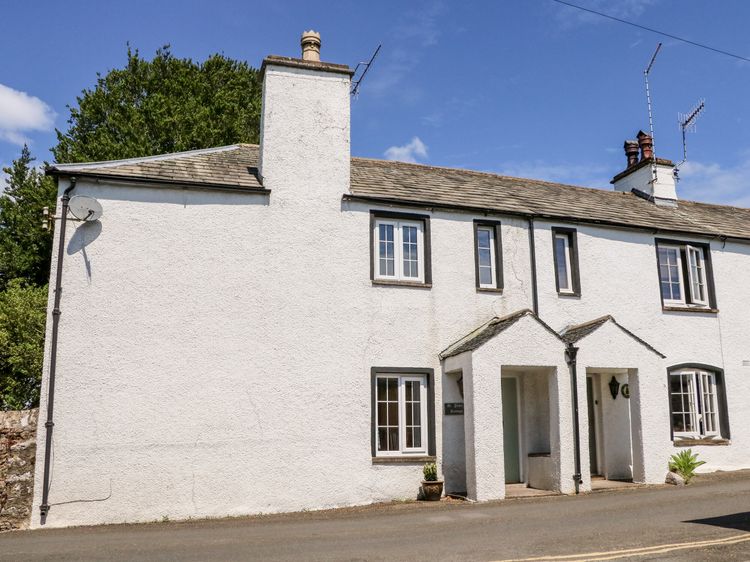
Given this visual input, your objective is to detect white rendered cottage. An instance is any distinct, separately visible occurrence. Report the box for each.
[32,32,750,528]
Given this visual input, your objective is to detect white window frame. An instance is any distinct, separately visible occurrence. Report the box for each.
[373,219,425,283]
[657,243,710,308]
[554,233,574,294]
[686,245,709,306]
[658,244,686,306]
[476,225,498,289]
[670,369,720,439]
[375,374,428,457]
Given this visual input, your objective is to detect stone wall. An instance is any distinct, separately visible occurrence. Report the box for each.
[0,409,37,531]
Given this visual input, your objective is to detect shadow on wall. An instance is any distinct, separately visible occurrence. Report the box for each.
[67,221,102,282]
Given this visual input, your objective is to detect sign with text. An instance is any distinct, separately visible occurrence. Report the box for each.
[444,402,464,415]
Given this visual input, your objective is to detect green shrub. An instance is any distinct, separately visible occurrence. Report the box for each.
[669,449,705,483]
[423,462,438,481]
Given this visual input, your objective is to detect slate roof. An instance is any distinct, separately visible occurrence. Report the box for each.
[48,145,264,192]
[560,315,666,358]
[49,144,750,241]
[439,309,562,359]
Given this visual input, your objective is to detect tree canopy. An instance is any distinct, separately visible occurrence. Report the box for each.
[0,146,57,290]
[53,46,262,164]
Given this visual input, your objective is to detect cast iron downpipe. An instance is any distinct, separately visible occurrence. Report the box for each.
[565,343,583,494]
[39,177,76,523]
[527,217,539,315]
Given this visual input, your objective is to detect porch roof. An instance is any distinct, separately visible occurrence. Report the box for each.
[439,309,563,360]
[560,315,666,358]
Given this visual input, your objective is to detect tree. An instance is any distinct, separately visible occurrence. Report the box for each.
[53,46,262,164]
[0,146,57,290]
[0,280,48,409]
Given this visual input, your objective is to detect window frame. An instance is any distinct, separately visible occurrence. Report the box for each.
[551,227,580,296]
[370,211,432,287]
[473,220,503,292]
[667,363,730,442]
[371,367,436,460]
[655,239,716,311]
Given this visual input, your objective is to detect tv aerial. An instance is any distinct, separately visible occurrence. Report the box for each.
[677,99,705,170]
[350,44,381,97]
[643,42,662,183]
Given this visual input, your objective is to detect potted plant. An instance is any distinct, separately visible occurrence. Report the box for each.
[421,462,443,501]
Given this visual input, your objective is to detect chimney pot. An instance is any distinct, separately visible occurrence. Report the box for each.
[301,30,321,62]
[637,130,653,161]
[624,140,639,168]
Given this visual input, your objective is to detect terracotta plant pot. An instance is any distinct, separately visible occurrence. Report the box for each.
[421,480,444,501]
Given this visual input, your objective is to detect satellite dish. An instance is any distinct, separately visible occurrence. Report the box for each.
[68,195,103,221]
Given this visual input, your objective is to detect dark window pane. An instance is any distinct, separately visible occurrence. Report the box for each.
[388,427,399,450]
[388,403,399,425]
[413,427,422,448]
[377,402,387,424]
[387,378,398,401]
[480,267,493,286]
[406,427,413,448]
[377,378,387,400]
[378,428,387,451]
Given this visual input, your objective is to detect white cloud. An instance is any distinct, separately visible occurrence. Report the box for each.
[678,153,750,207]
[0,83,56,146]
[384,137,428,163]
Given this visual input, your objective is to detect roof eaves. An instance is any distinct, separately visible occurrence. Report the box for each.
[46,170,270,194]
[48,144,242,172]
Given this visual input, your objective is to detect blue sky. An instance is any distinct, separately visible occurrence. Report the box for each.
[2,0,749,206]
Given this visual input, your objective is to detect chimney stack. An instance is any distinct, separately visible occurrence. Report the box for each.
[624,140,639,168]
[301,30,321,62]
[637,130,653,161]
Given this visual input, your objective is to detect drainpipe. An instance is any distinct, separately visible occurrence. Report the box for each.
[565,343,582,494]
[527,217,539,315]
[39,177,76,523]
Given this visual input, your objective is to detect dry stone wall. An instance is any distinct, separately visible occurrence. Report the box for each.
[0,409,37,531]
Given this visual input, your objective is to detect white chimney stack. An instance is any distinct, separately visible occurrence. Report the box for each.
[612,130,677,204]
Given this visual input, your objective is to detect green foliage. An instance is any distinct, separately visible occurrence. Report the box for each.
[0,146,57,290]
[669,449,706,483]
[423,462,438,482]
[0,280,48,410]
[53,45,262,164]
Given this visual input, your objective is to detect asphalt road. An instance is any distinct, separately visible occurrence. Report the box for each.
[2,471,749,561]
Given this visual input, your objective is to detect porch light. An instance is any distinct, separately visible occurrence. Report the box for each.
[608,376,621,400]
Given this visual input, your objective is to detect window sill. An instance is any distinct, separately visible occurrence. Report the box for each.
[372,279,432,289]
[557,291,581,298]
[477,287,503,294]
[663,306,718,314]
[673,438,729,447]
[372,455,436,464]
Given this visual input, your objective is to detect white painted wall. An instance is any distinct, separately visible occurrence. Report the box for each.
[31,57,750,528]
[612,161,677,200]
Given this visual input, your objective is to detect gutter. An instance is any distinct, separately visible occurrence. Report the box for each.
[565,344,583,494]
[46,169,271,195]
[39,177,76,523]
[527,217,539,315]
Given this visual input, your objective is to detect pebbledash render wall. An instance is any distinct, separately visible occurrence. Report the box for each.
[31,56,750,528]
[0,409,37,531]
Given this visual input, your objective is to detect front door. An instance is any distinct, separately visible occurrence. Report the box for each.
[586,376,599,475]
[502,377,521,483]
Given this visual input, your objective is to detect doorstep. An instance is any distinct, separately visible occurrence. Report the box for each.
[505,483,560,499]
[590,476,639,491]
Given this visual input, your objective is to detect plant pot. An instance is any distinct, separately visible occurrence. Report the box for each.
[421,480,444,501]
